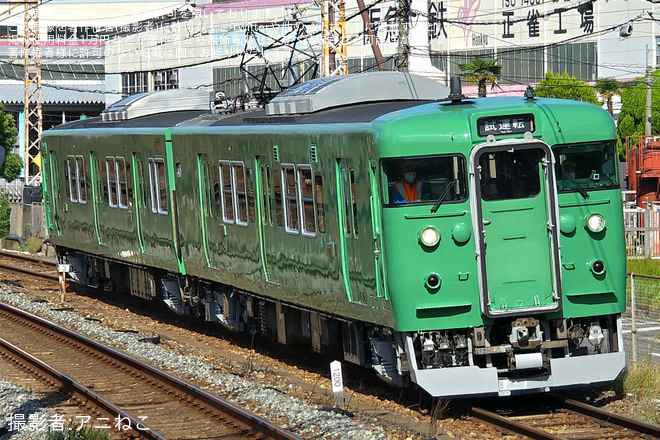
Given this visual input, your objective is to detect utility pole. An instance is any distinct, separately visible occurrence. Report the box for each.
[646,65,653,136]
[321,0,347,76]
[356,0,386,71]
[23,0,42,186]
[396,0,409,72]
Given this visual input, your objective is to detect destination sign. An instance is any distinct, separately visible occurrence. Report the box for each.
[477,114,535,137]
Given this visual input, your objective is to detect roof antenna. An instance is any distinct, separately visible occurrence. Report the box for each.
[448,76,466,104]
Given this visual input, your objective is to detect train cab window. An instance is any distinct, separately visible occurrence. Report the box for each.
[282,164,300,233]
[478,149,541,201]
[148,158,168,215]
[553,140,619,193]
[298,165,316,236]
[66,155,87,204]
[105,156,129,209]
[381,155,467,206]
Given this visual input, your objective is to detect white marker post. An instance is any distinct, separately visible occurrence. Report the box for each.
[329,360,344,407]
[57,263,70,302]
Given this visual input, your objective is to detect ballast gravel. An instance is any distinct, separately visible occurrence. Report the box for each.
[0,286,389,440]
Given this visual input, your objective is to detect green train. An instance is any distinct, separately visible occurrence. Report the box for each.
[41,72,626,398]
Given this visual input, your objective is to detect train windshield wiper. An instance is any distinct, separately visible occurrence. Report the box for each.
[563,171,589,199]
[431,180,456,213]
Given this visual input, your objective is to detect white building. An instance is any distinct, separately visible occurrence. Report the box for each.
[100,0,656,103]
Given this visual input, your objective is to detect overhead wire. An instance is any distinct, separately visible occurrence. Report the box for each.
[0,0,651,97]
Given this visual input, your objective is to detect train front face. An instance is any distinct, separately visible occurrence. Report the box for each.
[377,98,626,398]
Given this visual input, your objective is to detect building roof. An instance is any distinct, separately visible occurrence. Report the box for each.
[0,83,105,105]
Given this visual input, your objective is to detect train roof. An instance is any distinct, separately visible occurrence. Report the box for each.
[49,72,451,131]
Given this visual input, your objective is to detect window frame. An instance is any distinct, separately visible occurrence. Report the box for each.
[297,164,316,237]
[281,164,300,234]
[148,158,168,215]
[218,160,234,224]
[66,154,87,204]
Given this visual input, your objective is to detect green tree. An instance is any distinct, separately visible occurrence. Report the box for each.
[0,102,17,154]
[458,58,503,97]
[615,71,660,160]
[535,71,599,105]
[0,153,23,183]
[595,77,623,117]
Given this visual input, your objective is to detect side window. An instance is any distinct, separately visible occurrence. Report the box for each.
[298,165,315,236]
[282,164,299,233]
[233,162,248,226]
[116,157,128,209]
[350,169,358,237]
[260,164,272,225]
[315,172,326,233]
[148,158,168,214]
[273,167,284,227]
[341,167,351,236]
[67,155,87,204]
[80,156,89,203]
[106,157,117,207]
[212,164,222,218]
[219,161,234,223]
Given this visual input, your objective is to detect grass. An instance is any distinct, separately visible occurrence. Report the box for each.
[38,423,112,440]
[627,258,660,277]
[622,361,660,424]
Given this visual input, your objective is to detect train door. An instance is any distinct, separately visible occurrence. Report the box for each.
[256,157,273,281]
[335,158,366,303]
[470,140,561,317]
[44,149,62,236]
[132,152,146,253]
[89,153,103,245]
[369,163,390,308]
[197,153,214,267]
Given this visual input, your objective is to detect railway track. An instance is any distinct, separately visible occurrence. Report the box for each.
[0,300,302,440]
[0,249,59,281]
[1,250,659,440]
[463,395,660,440]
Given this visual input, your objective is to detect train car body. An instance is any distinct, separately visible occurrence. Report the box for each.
[41,73,626,398]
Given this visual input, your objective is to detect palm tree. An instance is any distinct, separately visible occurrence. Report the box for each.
[458,58,503,98]
[595,77,623,117]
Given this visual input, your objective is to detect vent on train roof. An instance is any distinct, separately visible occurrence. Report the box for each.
[100,89,213,122]
[265,72,450,116]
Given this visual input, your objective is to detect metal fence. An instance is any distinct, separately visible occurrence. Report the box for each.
[626,273,660,367]
[0,184,23,203]
[624,206,660,257]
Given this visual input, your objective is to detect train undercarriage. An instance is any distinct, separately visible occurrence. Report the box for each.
[63,249,625,398]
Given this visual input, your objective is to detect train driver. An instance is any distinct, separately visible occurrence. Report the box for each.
[393,164,429,203]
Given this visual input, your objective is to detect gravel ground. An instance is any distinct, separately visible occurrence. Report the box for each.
[0,286,395,440]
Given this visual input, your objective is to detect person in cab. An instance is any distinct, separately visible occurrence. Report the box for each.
[393,164,429,203]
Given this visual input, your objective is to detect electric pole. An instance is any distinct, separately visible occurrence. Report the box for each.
[23,0,42,186]
[321,0,347,76]
[396,0,409,72]
[646,65,652,136]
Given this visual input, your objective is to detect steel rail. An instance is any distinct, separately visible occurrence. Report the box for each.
[0,336,168,440]
[558,396,660,438]
[0,301,303,440]
[0,250,58,281]
[467,405,564,440]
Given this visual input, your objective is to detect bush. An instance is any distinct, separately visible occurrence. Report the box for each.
[0,194,10,238]
[0,153,23,182]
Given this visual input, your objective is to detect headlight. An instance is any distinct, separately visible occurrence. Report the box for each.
[419,227,440,247]
[591,259,606,275]
[585,213,605,233]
